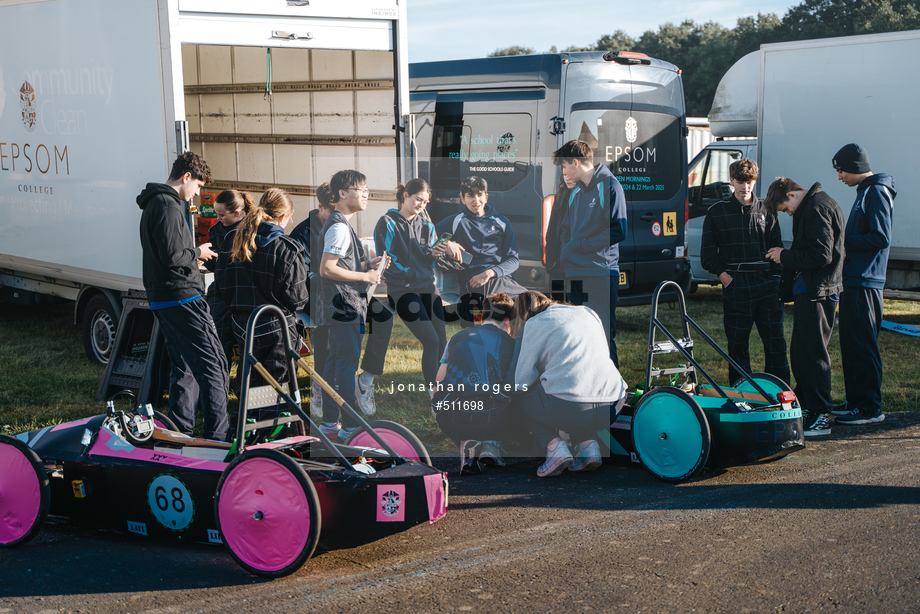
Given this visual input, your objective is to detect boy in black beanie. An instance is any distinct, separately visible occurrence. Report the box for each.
[831,143,895,426]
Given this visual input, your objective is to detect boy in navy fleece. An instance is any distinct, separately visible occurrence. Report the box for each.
[437,176,525,326]
[552,140,628,366]
[830,143,895,426]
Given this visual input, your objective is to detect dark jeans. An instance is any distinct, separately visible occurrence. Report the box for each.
[319,324,362,429]
[310,323,329,412]
[513,380,621,451]
[152,298,229,440]
[387,288,448,384]
[722,274,789,385]
[839,287,884,415]
[434,395,509,443]
[566,274,619,367]
[358,297,395,376]
[206,285,235,369]
[231,315,298,389]
[791,295,837,414]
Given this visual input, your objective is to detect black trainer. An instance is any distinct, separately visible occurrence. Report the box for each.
[831,402,850,416]
[836,408,885,425]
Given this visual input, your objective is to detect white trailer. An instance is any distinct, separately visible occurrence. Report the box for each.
[0,0,410,363]
[708,30,920,293]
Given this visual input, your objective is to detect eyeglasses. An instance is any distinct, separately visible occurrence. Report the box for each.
[347,187,370,195]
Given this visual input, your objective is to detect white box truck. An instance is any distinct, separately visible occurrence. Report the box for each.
[0,0,410,364]
[706,30,920,294]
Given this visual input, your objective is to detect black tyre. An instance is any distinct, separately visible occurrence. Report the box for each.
[83,293,119,365]
[345,420,431,465]
[632,387,711,483]
[215,448,321,578]
[0,435,50,548]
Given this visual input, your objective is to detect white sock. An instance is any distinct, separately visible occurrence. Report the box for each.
[359,372,375,387]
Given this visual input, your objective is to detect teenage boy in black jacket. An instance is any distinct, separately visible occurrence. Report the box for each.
[701,159,789,385]
[766,179,845,438]
[137,152,229,441]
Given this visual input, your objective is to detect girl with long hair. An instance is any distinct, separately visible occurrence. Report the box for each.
[373,178,447,386]
[204,189,254,367]
[216,188,308,401]
[508,291,627,477]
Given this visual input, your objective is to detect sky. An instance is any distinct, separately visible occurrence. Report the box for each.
[408,0,799,63]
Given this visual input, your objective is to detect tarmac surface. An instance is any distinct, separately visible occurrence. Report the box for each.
[2,413,920,613]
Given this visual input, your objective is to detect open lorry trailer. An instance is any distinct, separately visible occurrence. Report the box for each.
[0,0,410,364]
[706,30,920,294]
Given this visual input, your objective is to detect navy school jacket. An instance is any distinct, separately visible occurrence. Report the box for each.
[374,209,438,293]
[559,163,628,277]
[435,204,519,288]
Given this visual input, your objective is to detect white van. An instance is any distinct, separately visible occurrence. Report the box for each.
[686,138,757,288]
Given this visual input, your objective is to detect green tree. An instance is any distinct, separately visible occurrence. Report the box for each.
[593,30,638,52]
[780,0,920,39]
[488,45,535,57]
[482,0,920,116]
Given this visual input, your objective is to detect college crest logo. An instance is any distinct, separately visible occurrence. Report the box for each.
[381,489,401,517]
[625,116,638,144]
[20,81,36,132]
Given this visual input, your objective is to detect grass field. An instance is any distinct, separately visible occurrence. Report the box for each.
[2,287,919,451]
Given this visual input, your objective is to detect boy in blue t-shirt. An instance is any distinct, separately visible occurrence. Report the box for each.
[432,293,516,471]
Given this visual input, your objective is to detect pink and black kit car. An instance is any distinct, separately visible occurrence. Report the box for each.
[0,413,448,578]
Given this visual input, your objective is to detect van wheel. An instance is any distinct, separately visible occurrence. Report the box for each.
[689,282,699,294]
[83,294,119,365]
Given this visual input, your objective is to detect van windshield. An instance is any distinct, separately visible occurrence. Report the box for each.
[568,109,681,202]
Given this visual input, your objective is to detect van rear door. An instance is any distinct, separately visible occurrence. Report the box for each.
[562,59,687,302]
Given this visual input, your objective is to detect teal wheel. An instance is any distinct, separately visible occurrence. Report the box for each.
[632,387,710,482]
[731,372,791,402]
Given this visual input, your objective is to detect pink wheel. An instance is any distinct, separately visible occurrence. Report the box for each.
[215,448,320,577]
[0,435,50,548]
[345,420,431,465]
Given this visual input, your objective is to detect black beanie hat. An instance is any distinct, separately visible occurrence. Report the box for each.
[833,143,871,174]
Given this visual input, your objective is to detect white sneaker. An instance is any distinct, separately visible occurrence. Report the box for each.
[537,440,573,477]
[569,440,602,472]
[338,426,357,442]
[478,441,506,467]
[317,421,341,439]
[355,374,377,416]
[310,388,323,418]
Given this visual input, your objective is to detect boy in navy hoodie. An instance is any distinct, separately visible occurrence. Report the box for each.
[437,176,525,326]
[552,140,628,366]
[830,143,895,426]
